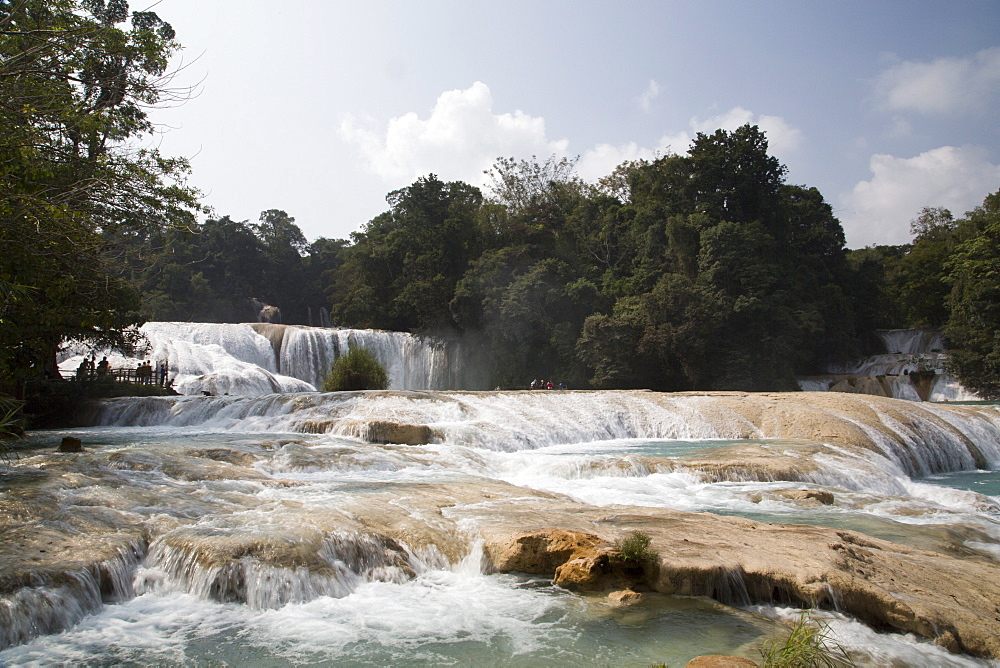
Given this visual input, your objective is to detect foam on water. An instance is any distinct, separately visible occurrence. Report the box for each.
[7,389,1000,663]
[1,545,768,667]
[59,321,471,396]
[749,606,992,667]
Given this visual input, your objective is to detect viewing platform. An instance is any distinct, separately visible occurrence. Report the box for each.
[63,368,170,386]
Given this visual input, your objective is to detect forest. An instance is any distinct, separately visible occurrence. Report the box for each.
[1,0,998,401]
[109,134,1000,397]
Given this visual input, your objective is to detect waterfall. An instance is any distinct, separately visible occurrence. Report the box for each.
[0,540,144,651]
[59,322,471,396]
[6,389,1000,663]
[801,327,980,402]
[88,390,1000,472]
[878,328,945,355]
[256,324,461,391]
[135,531,415,609]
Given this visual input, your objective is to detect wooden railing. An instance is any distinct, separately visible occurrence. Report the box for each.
[65,368,170,386]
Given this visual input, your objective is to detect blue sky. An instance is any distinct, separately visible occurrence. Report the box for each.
[147,0,1000,248]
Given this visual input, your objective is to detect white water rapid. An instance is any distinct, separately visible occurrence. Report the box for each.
[800,327,979,402]
[58,322,473,395]
[3,388,1000,666]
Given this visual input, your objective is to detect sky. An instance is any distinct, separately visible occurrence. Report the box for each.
[144,0,1000,249]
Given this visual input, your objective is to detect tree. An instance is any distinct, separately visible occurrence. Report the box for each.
[910,206,956,241]
[0,0,199,391]
[945,190,1000,399]
[253,209,308,322]
[322,346,389,392]
[685,124,787,230]
[864,206,967,331]
[485,154,580,215]
[128,216,264,322]
[573,127,852,390]
[332,175,483,332]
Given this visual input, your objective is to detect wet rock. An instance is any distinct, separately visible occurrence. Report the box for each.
[363,421,433,445]
[58,436,83,452]
[679,443,821,483]
[474,510,1000,659]
[328,419,436,445]
[554,554,608,589]
[774,489,835,505]
[486,529,605,576]
[608,589,642,606]
[685,656,758,667]
[188,448,259,467]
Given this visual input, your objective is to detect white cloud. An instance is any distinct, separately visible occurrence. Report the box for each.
[689,108,803,157]
[637,79,660,112]
[339,81,568,188]
[839,145,1000,247]
[874,47,1000,115]
[576,107,802,183]
[341,86,803,200]
[755,114,804,158]
[576,142,662,182]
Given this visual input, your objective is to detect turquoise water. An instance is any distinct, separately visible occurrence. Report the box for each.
[925,469,1000,497]
[4,428,997,666]
[533,437,772,458]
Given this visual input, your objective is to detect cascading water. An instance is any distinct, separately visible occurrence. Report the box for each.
[253,323,463,391]
[7,375,1000,661]
[800,327,980,402]
[58,321,474,396]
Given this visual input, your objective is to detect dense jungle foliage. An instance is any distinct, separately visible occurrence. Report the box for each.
[2,2,998,402]
[105,128,1000,397]
[1,0,199,394]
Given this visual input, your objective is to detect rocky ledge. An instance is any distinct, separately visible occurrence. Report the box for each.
[477,507,1000,659]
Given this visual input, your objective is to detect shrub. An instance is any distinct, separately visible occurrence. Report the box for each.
[613,530,659,565]
[323,346,389,392]
[0,395,25,467]
[759,612,854,667]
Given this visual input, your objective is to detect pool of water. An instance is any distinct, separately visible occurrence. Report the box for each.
[925,469,1000,497]
[3,429,998,666]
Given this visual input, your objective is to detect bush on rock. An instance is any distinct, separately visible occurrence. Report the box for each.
[323,347,389,391]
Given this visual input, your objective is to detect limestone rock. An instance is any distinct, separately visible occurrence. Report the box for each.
[58,436,83,452]
[486,529,604,576]
[362,421,433,445]
[774,489,835,505]
[608,589,642,606]
[686,656,758,667]
[8,391,1000,659]
[474,509,1000,659]
[554,554,608,589]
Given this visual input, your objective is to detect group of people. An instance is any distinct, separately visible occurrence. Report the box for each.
[73,356,169,386]
[134,360,169,386]
[529,379,567,390]
[75,356,110,379]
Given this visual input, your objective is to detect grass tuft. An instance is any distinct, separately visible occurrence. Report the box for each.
[760,612,855,667]
[0,395,25,467]
[613,530,659,565]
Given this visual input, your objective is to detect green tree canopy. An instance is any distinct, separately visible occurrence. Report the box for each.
[0,0,199,390]
[944,190,1000,399]
[332,175,483,332]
